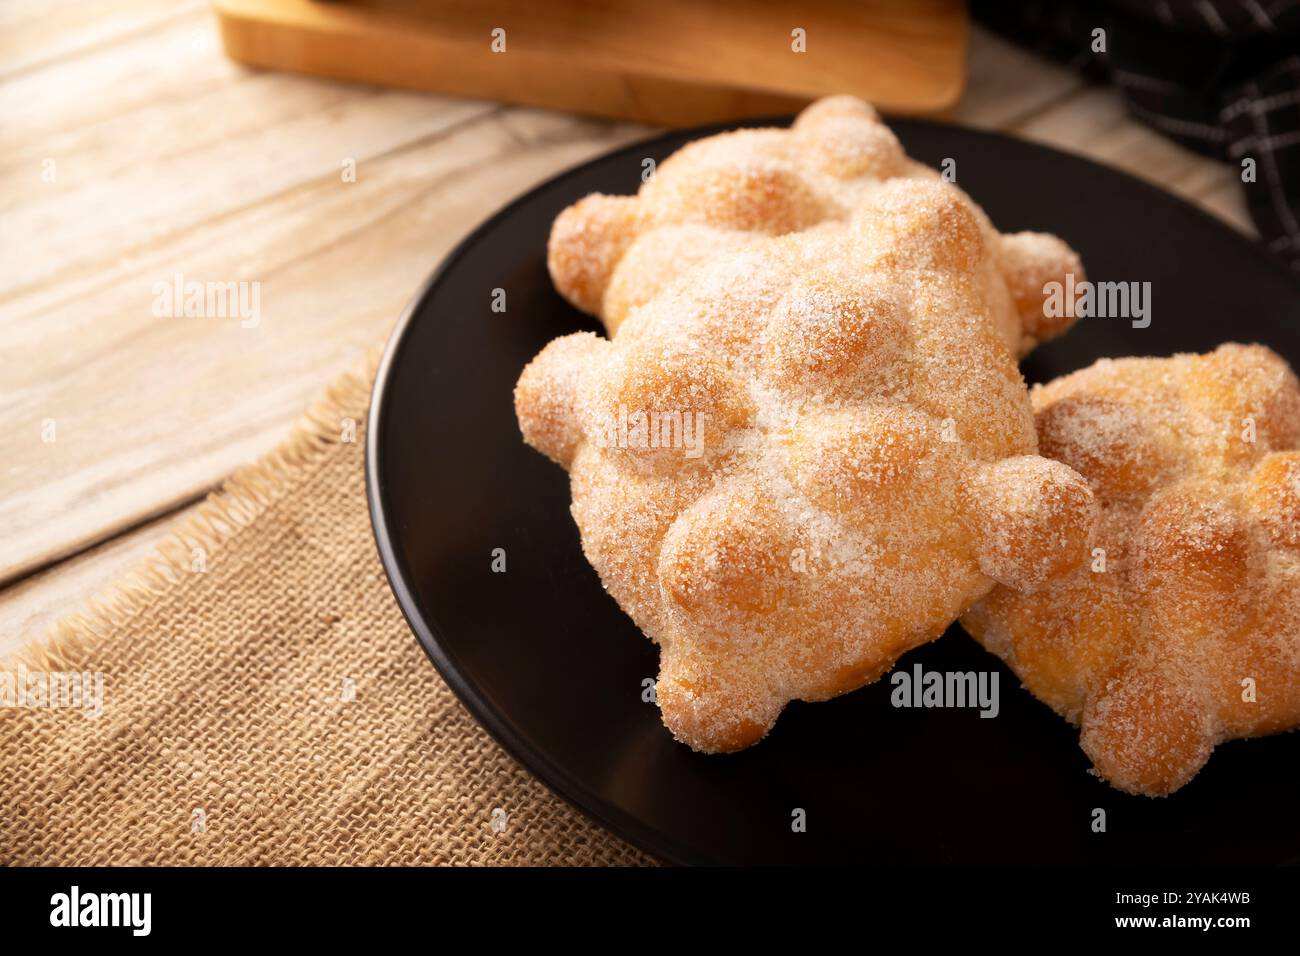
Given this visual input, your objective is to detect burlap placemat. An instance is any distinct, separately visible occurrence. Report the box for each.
[0,356,652,866]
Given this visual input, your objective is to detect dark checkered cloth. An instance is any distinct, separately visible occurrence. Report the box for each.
[976,0,1300,272]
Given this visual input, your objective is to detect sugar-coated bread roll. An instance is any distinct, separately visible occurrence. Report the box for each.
[963,344,1300,795]
[518,179,1098,753]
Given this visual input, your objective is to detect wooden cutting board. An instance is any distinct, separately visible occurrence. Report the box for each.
[215,0,968,123]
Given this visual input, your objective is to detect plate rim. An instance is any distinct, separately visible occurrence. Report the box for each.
[365,116,1300,867]
[364,130,713,865]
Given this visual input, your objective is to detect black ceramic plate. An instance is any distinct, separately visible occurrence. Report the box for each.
[367,118,1300,866]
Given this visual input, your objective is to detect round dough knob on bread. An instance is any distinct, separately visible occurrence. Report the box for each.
[963,455,1098,592]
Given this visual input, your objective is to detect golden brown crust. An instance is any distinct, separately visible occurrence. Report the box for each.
[518,178,1097,753]
[962,344,1300,795]
[546,95,1086,356]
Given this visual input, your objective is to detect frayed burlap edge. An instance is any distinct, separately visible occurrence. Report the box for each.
[5,348,383,674]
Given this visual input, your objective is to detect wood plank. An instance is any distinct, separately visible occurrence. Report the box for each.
[1,99,645,584]
[0,0,208,80]
[0,12,244,154]
[0,500,206,656]
[956,27,1085,129]
[3,89,498,296]
[215,0,968,122]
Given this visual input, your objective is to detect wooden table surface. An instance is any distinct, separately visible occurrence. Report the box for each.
[0,2,1253,657]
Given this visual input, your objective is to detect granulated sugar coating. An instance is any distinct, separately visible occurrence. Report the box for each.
[516,178,1098,753]
[963,344,1300,796]
[546,95,1085,358]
